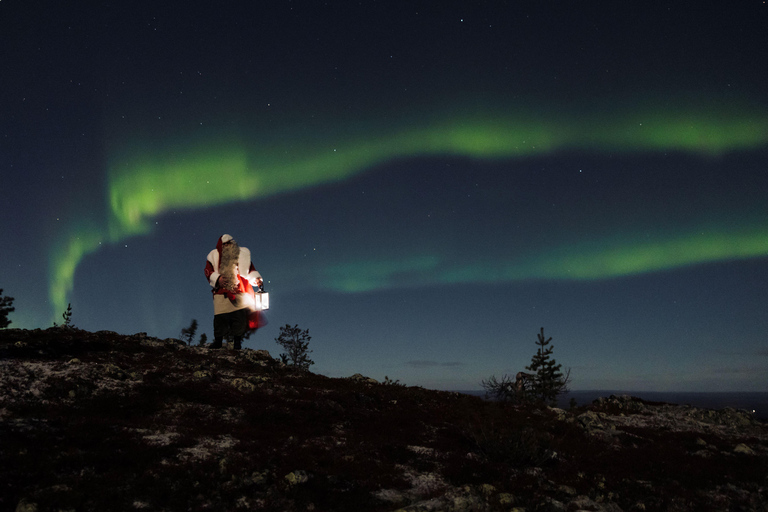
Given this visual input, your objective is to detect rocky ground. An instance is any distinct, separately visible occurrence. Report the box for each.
[1,327,767,512]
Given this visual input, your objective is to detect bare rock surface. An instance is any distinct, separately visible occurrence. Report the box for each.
[1,327,767,511]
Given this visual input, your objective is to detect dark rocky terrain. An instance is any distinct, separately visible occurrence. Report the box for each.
[1,327,766,511]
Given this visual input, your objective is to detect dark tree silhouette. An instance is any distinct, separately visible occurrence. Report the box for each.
[275,324,314,371]
[482,327,570,405]
[62,303,73,327]
[180,319,199,346]
[526,327,570,406]
[0,289,14,329]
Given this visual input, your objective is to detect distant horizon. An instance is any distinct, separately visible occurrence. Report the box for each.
[455,389,768,394]
[454,389,768,419]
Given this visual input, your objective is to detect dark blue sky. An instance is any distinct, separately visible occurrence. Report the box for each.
[1,1,767,391]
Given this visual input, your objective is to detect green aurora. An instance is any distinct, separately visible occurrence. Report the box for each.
[49,100,768,317]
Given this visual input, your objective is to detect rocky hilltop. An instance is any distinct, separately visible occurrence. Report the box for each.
[1,327,766,512]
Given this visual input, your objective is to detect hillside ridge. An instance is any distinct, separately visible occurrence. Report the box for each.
[1,327,767,511]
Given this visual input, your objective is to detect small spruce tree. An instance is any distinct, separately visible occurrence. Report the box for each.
[275,324,314,371]
[481,327,570,404]
[198,333,208,347]
[526,327,570,406]
[62,303,73,327]
[180,319,199,345]
[0,289,14,329]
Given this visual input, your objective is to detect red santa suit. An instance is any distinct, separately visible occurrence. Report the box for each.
[204,234,262,320]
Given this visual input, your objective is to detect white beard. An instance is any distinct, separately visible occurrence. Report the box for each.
[220,242,241,294]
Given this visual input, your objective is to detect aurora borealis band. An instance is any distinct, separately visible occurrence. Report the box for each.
[45,98,768,316]
[107,100,768,237]
[3,1,767,391]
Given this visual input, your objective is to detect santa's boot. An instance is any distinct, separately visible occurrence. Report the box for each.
[210,337,223,350]
[233,337,242,350]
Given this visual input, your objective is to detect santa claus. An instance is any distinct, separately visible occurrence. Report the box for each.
[204,234,264,349]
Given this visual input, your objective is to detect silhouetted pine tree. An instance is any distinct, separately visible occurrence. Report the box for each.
[180,319,198,345]
[275,324,314,371]
[526,327,570,406]
[0,289,14,329]
[62,303,73,327]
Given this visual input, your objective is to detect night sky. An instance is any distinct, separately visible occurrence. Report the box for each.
[2,1,767,392]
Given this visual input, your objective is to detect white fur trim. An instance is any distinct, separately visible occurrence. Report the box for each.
[206,249,221,287]
[206,246,260,288]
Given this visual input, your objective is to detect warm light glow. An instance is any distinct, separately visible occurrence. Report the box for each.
[255,292,269,311]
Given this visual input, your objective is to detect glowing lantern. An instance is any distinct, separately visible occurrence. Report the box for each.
[254,290,269,310]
